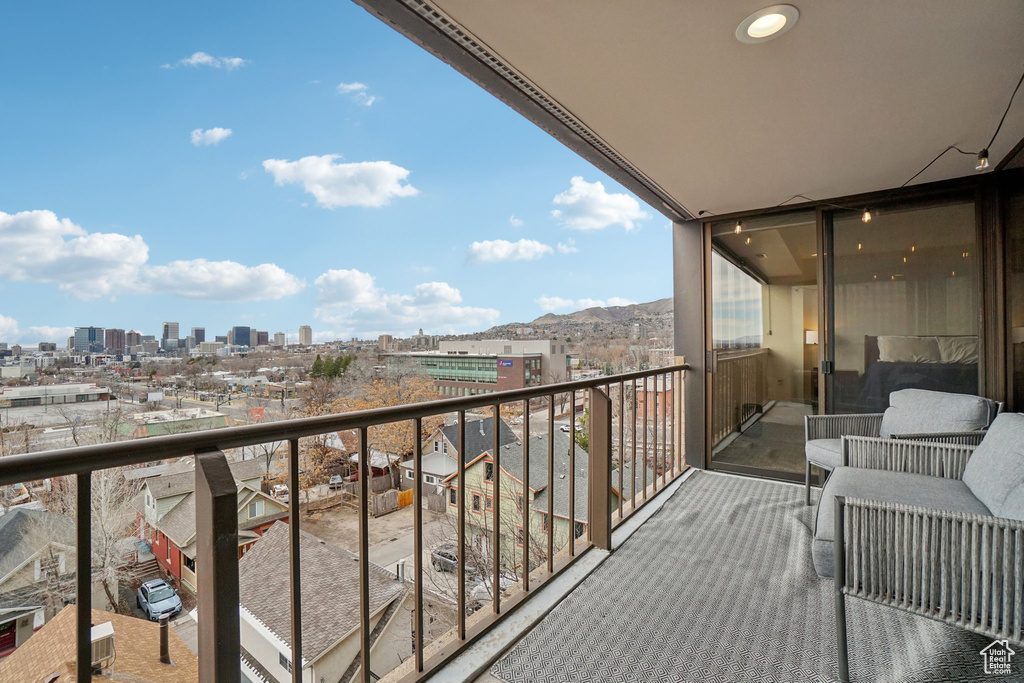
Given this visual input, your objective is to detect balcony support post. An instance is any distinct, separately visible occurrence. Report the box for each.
[76,472,92,683]
[589,387,613,551]
[196,449,241,683]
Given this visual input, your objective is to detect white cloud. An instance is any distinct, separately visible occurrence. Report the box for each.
[191,127,233,146]
[314,269,499,337]
[0,210,148,300]
[162,52,248,70]
[0,316,74,346]
[262,154,418,209]
[509,214,524,227]
[337,81,376,106]
[467,239,552,264]
[140,259,304,301]
[557,238,578,254]
[0,210,304,303]
[551,176,651,231]
[536,295,637,312]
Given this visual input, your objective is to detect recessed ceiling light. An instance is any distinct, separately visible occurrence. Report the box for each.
[736,5,800,44]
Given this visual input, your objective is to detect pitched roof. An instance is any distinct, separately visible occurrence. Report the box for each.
[439,417,517,463]
[238,522,407,663]
[155,493,196,547]
[145,457,267,500]
[400,451,457,478]
[0,508,74,581]
[0,605,198,682]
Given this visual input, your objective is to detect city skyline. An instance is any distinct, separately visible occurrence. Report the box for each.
[0,2,673,346]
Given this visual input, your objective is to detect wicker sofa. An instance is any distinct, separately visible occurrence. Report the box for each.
[813,412,1024,681]
[804,389,999,505]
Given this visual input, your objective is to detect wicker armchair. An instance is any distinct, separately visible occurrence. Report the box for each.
[804,390,999,506]
[820,414,1024,682]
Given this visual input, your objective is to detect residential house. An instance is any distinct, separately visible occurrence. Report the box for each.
[0,605,198,681]
[239,522,410,683]
[400,417,517,491]
[442,431,651,574]
[136,458,287,592]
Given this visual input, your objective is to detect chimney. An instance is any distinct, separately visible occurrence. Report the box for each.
[397,558,406,582]
[479,419,485,436]
[159,614,171,664]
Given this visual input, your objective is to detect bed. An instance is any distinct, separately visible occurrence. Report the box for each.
[855,334,979,412]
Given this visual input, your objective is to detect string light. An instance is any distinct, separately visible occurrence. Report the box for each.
[858,243,863,250]
[734,221,743,234]
[861,210,871,223]
[745,236,752,245]
[976,150,990,171]
[911,245,916,252]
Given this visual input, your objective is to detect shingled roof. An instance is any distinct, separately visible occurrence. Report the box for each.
[0,508,74,582]
[239,522,408,664]
[439,417,517,463]
[145,457,267,500]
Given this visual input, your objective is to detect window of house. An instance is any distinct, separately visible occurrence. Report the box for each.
[145,492,151,507]
[448,488,457,506]
[542,514,548,533]
[484,462,494,482]
[485,495,493,510]
[166,539,171,562]
[279,652,292,673]
[247,500,264,519]
[434,441,439,452]
[472,493,482,512]
[574,521,585,540]
[425,475,436,485]
[442,442,448,454]
[516,493,524,513]
[516,526,525,547]
[184,556,196,572]
[406,470,414,480]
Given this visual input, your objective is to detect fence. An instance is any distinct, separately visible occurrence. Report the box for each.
[0,363,687,682]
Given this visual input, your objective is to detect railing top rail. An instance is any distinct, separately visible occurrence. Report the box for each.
[0,363,688,485]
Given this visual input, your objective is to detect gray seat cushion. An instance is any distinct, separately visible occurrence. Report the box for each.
[812,467,990,578]
[805,438,842,470]
[962,413,1024,519]
[878,389,995,438]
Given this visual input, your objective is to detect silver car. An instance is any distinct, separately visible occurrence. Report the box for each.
[136,578,182,621]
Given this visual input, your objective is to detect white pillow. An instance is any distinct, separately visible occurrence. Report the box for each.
[877,335,942,363]
[936,336,979,364]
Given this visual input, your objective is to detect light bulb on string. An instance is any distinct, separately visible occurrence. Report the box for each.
[861,210,872,223]
[734,221,743,235]
[976,150,990,172]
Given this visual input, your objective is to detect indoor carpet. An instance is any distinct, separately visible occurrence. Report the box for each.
[490,471,1001,682]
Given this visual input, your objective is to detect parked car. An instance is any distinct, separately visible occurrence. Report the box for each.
[430,544,477,575]
[559,424,572,433]
[328,474,344,490]
[468,574,518,603]
[136,578,182,621]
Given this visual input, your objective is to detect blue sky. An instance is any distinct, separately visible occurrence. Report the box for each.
[0,2,672,346]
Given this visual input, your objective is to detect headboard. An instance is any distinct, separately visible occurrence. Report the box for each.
[863,334,978,370]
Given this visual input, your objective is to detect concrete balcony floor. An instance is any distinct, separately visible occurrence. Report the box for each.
[447,471,993,682]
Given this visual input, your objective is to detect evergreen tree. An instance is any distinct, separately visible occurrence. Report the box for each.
[310,354,324,378]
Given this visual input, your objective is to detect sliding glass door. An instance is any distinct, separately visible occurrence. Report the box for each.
[708,211,819,480]
[827,198,979,414]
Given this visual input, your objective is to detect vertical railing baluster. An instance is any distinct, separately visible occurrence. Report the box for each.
[569,389,576,555]
[618,381,624,519]
[413,418,423,672]
[358,427,371,683]
[457,410,466,639]
[661,374,667,487]
[653,375,659,492]
[642,376,648,501]
[631,379,637,511]
[492,404,501,614]
[547,396,554,574]
[288,438,302,683]
[671,372,677,478]
[76,471,92,683]
[522,399,530,592]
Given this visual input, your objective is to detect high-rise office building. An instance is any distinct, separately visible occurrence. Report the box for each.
[162,322,179,341]
[248,329,259,348]
[273,332,286,347]
[104,328,126,353]
[73,327,104,353]
[126,330,142,348]
[232,326,251,348]
[378,334,393,351]
[298,325,312,346]
[38,342,57,352]
[191,327,205,344]
[215,335,228,344]
[256,331,269,347]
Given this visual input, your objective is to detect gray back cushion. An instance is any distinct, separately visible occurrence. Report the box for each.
[879,389,995,438]
[962,413,1024,519]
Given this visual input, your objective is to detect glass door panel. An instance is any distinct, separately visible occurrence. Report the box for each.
[709,211,818,479]
[829,199,978,413]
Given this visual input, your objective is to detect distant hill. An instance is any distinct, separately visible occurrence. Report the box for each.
[457,298,674,345]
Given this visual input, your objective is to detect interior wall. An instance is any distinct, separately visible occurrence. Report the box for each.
[760,284,818,404]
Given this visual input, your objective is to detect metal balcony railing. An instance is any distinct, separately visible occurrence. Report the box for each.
[0,363,688,682]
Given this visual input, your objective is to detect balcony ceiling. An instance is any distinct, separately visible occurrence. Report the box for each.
[405,1,1024,218]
